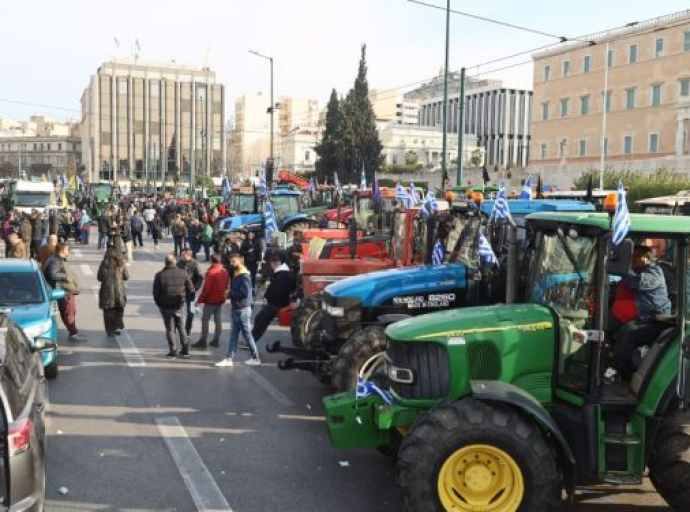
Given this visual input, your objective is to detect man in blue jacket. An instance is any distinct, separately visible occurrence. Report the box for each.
[215,252,261,367]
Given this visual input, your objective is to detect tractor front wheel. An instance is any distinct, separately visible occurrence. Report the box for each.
[648,407,690,510]
[398,399,561,512]
[332,326,387,392]
[290,295,322,349]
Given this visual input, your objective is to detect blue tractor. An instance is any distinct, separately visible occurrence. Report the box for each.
[273,199,596,390]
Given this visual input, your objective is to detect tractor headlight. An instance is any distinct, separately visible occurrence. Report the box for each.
[388,364,415,385]
[324,303,345,318]
[23,319,53,339]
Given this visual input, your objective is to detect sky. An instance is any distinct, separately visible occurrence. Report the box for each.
[1,0,689,124]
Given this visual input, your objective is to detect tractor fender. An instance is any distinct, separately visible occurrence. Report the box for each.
[282,213,310,227]
[470,380,576,500]
[376,314,412,326]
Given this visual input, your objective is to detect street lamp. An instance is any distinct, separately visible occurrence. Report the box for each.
[249,49,275,161]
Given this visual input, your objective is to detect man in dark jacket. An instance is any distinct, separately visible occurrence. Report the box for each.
[153,253,194,358]
[251,253,293,343]
[44,243,85,341]
[240,231,262,290]
[192,254,229,348]
[30,210,43,260]
[98,212,110,250]
[215,253,260,367]
[130,211,144,247]
[177,248,204,336]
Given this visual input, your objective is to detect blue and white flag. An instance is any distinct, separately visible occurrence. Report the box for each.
[360,165,366,190]
[419,191,439,218]
[612,181,631,246]
[221,175,232,201]
[356,376,393,406]
[372,172,380,209]
[259,170,267,197]
[409,182,420,207]
[264,199,279,240]
[478,233,498,265]
[432,241,444,265]
[491,183,511,220]
[519,175,532,201]
[396,182,411,208]
[308,177,316,192]
[334,172,341,193]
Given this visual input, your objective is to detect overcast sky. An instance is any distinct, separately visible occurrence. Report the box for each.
[1,0,688,123]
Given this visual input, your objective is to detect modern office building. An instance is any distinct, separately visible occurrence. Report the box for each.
[405,72,532,168]
[369,89,420,125]
[530,10,690,179]
[80,58,226,186]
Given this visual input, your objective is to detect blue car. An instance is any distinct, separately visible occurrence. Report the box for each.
[0,260,65,379]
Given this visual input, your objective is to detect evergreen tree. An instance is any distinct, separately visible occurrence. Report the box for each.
[314,89,341,178]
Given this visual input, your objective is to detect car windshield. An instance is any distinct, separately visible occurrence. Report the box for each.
[15,192,52,206]
[525,230,597,316]
[0,272,45,305]
[232,194,255,213]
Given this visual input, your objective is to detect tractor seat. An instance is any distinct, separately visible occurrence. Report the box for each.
[630,326,678,395]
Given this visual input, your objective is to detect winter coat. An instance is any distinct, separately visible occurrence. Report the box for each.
[171,220,188,238]
[177,258,204,291]
[97,260,129,309]
[151,217,162,236]
[229,265,252,310]
[240,238,262,264]
[122,219,132,242]
[130,214,144,233]
[48,214,59,236]
[153,263,194,309]
[620,262,672,320]
[38,244,55,269]
[44,254,68,289]
[201,224,214,243]
[18,219,32,243]
[264,263,292,308]
[197,263,229,305]
[98,215,110,234]
[31,217,43,241]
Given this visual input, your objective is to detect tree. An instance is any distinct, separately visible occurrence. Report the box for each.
[405,150,418,166]
[314,88,341,178]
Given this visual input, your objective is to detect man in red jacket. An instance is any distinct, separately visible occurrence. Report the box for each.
[192,254,230,348]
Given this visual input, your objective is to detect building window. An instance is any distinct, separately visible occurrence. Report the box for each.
[607,48,614,68]
[543,65,551,82]
[305,150,311,162]
[680,79,690,98]
[562,60,570,77]
[583,55,591,73]
[540,143,548,158]
[649,133,659,153]
[560,98,570,117]
[603,90,612,112]
[602,137,609,156]
[47,143,51,151]
[624,135,633,154]
[541,102,550,121]
[580,95,590,115]
[651,84,662,106]
[33,143,37,151]
[578,139,587,157]
[685,31,690,52]
[58,143,62,150]
[625,88,636,109]
[40,143,44,150]
[629,44,638,64]
[655,38,664,58]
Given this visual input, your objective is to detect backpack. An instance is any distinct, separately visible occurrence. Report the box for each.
[131,215,143,232]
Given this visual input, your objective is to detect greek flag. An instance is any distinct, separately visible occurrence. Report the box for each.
[360,165,366,189]
[259,171,267,197]
[264,199,279,240]
[491,183,511,219]
[372,172,381,209]
[519,175,532,200]
[432,241,444,265]
[612,181,631,246]
[396,182,411,208]
[478,233,498,265]
[419,191,439,218]
[408,182,420,207]
[356,377,393,406]
[221,175,231,200]
[308,177,316,192]
[334,172,341,193]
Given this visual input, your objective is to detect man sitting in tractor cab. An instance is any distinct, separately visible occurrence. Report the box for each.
[609,244,672,381]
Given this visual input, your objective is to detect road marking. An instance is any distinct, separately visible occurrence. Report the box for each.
[242,366,294,407]
[79,264,93,276]
[72,248,83,259]
[115,329,146,367]
[156,416,233,512]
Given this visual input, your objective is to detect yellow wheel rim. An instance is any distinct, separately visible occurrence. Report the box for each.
[437,444,524,512]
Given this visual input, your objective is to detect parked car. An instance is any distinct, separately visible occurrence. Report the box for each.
[0,260,64,379]
[0,314,49,510]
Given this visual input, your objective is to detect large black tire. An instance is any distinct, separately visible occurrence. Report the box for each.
[398,399,561,512]
[44,360,58,380]
[290,295,322,349]
[648,407,690,510]
[331,325,387,392]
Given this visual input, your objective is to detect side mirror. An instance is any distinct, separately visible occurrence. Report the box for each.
[32,336,56,352]
[606,239,634,275]
[50,288,66,301]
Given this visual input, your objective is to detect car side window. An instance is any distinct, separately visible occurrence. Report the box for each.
[1,324,32,419]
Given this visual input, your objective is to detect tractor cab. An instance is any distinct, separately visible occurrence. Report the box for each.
[228,187,257,215]
[324,211,690,511]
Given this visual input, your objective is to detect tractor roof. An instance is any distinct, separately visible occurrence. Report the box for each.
[526,212,690,234]
[481,199,595,216]
[270,189,301,196]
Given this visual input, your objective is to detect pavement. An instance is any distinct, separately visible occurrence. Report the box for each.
[44,231,671,511]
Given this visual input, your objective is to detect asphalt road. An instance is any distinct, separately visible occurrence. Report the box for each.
[43,231,671,511]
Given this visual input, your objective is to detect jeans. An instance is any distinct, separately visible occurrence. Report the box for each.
[228,307,258,359]
[160,306,187,351]
[613,320,667,378]
[202,242,211,261]
[81,227,90,244]
[198,303,223,343]
[251,304,278,342]
[190,239,201,259]
[174,236,185,255]
[98,231,107,249]
[185,292,196,335]
[132,230,143,247]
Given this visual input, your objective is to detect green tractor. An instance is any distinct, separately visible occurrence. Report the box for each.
[324,211,690,511]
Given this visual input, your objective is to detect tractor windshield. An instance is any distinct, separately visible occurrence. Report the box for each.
[271,195,301,221]
[231,194,255,214]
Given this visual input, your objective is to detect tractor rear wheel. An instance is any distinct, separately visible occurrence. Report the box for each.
[331,326,387,392]
[290,295,322,349]
[398,399,561,512]
[648,407,690,510]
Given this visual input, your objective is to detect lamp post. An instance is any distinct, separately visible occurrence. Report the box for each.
[249,50,274,160]
[440,0,450,186]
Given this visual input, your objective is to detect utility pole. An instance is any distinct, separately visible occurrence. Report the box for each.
[440,0,450,185]
[17,142,21,180]
[249,50,275,160]
[599,42,610,190]
[456,67,466,187]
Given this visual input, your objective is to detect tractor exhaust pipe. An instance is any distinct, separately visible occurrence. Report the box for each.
[349,218,358,260]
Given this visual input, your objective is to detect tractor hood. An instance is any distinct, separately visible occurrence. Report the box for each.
[325,263,467,308]
[219,214,262,232]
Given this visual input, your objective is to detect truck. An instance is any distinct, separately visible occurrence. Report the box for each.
[324,210,690,511]
[8,180,56,215]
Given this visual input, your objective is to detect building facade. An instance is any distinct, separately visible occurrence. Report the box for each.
[80,59,226,186]
[280,126,321,174]
[530,11,690,181]
[405,73,532,168]
[0,116,78,138]
[370,89,420,125]
[0,136,82,179]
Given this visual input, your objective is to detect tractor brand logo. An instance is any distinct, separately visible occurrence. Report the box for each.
[416,321,553,340]
[393,293,456,309]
